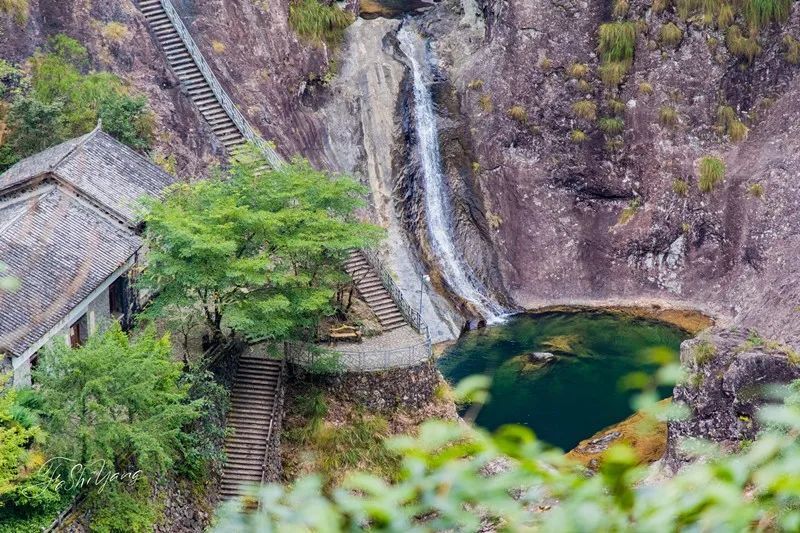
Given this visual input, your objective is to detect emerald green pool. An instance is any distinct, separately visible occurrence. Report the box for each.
[437,311,688,450]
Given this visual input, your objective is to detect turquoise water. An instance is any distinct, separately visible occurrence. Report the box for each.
[437,311,688,450]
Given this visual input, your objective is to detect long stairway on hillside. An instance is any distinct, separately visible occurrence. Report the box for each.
[344,250,408,332]
[220,353,284,500]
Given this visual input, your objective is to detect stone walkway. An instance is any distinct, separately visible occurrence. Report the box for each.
[294,326,431,372]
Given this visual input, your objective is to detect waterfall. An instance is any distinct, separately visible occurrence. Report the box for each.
[398,26,507,323]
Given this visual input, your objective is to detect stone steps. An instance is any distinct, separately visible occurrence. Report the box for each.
[344,250,408,332]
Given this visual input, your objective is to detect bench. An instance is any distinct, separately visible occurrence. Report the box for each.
[329,325,362,343]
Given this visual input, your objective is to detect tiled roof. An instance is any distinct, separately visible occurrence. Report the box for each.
[0,128,175,358]
[0,128,174,222]
[0,186,141,357]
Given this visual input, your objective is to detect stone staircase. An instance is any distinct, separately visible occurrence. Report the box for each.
[220,354,283,500]
[139,0,247,152]
[344,250,408,332]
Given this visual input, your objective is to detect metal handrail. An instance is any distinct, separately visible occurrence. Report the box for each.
[361,249,431,345]
[261,356,285,484]
[285,339,432,372]
[154,0,284,169]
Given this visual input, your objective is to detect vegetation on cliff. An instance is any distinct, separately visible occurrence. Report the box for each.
[0,35,153,172]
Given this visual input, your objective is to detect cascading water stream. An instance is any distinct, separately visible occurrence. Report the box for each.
[398,25,507,322]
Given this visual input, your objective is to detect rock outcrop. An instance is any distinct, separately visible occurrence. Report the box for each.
[664,328,800,472]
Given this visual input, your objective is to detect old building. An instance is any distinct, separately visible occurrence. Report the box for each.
[0,125,174,385]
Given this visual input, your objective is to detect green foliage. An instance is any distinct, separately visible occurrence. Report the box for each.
[742,0,792,30]
[288,0,354,46]
[572,99,597,120]
[748,182,765,198]
[672,178,690,197]
[598,22,638,64]
[659,105,679,127]
[726,25,762,64]
[599,116,625,135]
[693,340,716,365]
[716,104,749,141]
[139,149,384,342]
[783,34,800,64]
[570,129,588,143]
[506,105,528,123]
[85,479,159,533]
[660,22,683,47]
[0,0,28,25]
[698,155,726,192]
[0,35,153,171]
[607,98,627,114]
[618,198,640,225]
[215,376,800,531]
[599,61,629,87]
[34,323,201,474]
[718,3,735,28]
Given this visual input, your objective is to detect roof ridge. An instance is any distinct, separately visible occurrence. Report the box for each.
[48,122,102,173]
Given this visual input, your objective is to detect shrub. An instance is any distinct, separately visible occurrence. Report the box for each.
[599,116,624,135]
[698,155,726,192]
[672,178,690,197]
[467,79,484,90]
[660,22,683,47]
[102,21,129,42]
[570,129,588,142]
[748,182,765,198]
[726,25,761,64]
[288,0,354,46]
[784,35,800,64]
[659,105,679,127]
[638,81,654,95]
[598,61,629,87]
[572,99,597,120]
[478,94,493,112]
[597,21,638,64]
[567,62,589,79]
[693,340,716,365]
[507,105,528,123]
[0,0,28,25]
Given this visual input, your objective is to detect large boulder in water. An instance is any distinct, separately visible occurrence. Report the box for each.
[506,351,556,373]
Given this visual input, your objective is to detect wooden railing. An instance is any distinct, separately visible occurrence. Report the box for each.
[261,357,286,484]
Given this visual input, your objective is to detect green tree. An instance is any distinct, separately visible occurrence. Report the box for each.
[34,323,201,475]
[138,149,384,342]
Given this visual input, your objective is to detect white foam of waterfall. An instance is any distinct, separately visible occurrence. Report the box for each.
[398,25,507,322]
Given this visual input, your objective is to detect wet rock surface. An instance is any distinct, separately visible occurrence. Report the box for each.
[664,328,800,472]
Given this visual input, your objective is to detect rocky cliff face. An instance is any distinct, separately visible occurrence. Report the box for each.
[664,328,800,471]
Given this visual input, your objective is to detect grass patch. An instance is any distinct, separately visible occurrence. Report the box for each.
[507,105,528,123]
[539,56,554,70]
[288,0,354,47]
[467,79,484,90]
[599,61,629,87]
[693,340,716,365]
[638,81,654,95]
[659,105,679,127]
[599,116,625,135]
[716,105,749,141]
[742,0,792,30]
[748,182,765,198]
[572,99,597,121]
[698,155,726,192]
[618,198,640,225]
[211,40,226,53]
[718,4,735,28]
[613,0,630,17]
[0,0,28,25]
[598,21,637,63]
[660,22,683,47]
[568,62,589,79]
[672,178,689,197]
[605,138,624,151]
[577,79,593,93]
[608,98,626,115]
[726,25,761,64]
[102,22,129,43]
[478,94,493,112]
[784,35,800,64]
[570,129,588,143]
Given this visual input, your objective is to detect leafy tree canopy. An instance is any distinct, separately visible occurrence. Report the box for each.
[0,34,153,171]
[138,150,384,342]
[34,323,201,475]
